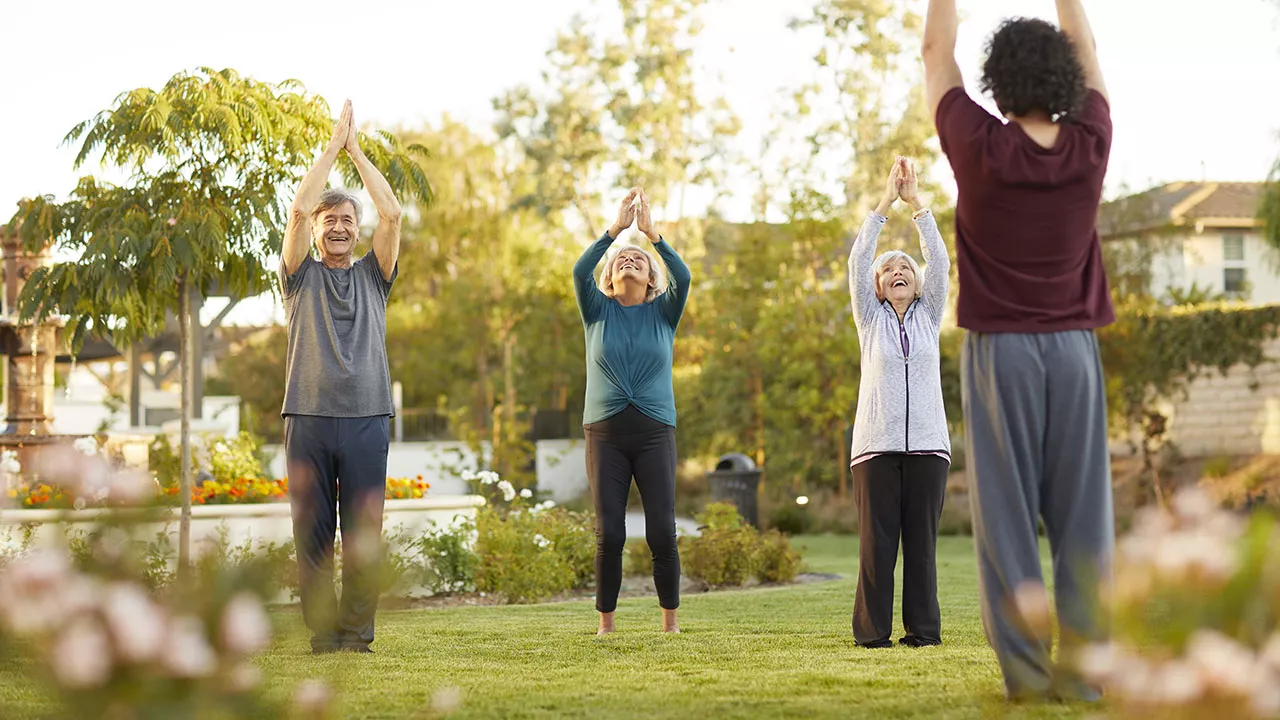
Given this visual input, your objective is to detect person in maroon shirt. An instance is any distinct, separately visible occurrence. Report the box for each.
[923,0,1115,703]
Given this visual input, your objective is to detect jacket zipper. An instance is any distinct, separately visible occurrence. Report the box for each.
[897,307,911,452]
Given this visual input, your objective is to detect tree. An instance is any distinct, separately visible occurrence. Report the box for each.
[9,68,429,568]
[495,0,740,231]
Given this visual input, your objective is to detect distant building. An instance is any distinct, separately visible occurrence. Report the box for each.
[1098,182,1278,304]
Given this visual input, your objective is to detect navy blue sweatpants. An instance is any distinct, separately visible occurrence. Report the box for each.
[285,415,390,651]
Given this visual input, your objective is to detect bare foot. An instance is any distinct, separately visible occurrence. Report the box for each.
[662,608,679,633]
[598,611,615,636]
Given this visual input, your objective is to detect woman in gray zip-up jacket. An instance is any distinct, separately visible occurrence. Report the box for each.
[847,157,951,649]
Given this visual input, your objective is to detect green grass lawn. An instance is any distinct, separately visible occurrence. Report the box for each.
[0,535,1098,719]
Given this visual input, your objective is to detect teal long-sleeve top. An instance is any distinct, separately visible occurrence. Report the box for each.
[574,233,692,427]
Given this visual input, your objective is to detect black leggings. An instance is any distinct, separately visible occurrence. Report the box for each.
[851,453,949,647]
[584,405,680,613]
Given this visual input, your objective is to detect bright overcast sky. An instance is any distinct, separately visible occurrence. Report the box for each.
[3,0,1279,324]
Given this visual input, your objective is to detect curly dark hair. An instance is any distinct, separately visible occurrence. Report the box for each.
[980,18,1088,121]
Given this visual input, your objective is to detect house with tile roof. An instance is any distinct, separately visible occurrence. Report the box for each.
[1097,181,1278,304]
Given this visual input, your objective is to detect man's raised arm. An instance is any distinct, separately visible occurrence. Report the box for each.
[923,0,963,119]
[345,108,403,283]
[1056,0,1108,103]
[284,100,351,276]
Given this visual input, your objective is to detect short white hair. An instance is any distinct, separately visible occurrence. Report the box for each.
[598,243,670,302]
[871,250,923,302]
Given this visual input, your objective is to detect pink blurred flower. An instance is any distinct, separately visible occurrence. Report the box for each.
[294,679,333,714]
[161,616,216,678]
[227,662,263,693]
[221,592,271,656]
[102,582,164,664]
[1186,630,1259,697]
[1010,580,1052,639]
[430,685,464,713]
[50,615,113,689]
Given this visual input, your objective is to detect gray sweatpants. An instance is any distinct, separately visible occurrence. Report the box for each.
[961,330,1114,700]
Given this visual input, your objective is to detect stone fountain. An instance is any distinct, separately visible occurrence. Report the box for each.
[0,227,92,482]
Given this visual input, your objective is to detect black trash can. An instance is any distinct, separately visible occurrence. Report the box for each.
[707,453,762,527]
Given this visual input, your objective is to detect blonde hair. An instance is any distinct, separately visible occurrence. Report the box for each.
[598,243,669,303]
[872,250,923,302]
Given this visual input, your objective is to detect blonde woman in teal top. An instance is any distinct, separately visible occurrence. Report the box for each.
[573,188,691,635]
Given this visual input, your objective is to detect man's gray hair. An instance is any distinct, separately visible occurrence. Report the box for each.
[311,188,362,225]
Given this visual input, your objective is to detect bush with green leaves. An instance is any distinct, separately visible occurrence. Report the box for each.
[150,432,266,488]
[755,529,802,584]
[473,506,576,603]
[681,503,763,588]
[409,516,479,595]
[625,540,653,577]
[681,503,807,588]
[538,507,596,589]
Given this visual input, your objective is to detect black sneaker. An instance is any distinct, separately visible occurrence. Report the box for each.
[899,636,941,648]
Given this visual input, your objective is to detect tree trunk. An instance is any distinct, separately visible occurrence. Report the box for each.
[178,273,193,571]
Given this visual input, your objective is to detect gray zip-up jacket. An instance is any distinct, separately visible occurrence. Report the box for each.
[847,210,951,466]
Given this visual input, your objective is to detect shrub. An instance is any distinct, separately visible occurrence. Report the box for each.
[474,506,575,603]
[625,540,653,577]
[681,502,761,588]
[768,502,811,535]
[1074,488,1280,718]
[755,529,802,584]
[411,516,478,595]
[538,508,596,589]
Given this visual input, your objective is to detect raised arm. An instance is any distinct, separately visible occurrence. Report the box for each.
[284,100,350,276]
[1056,0,1108,103]
[636,190,690,328]
[574,189,638,324]
[848,162,902,329]
[346,106,403,282]
[922,0,964,119]
[898,160,949,325]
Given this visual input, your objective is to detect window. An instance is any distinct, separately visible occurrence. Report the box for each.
[1224,267,1247,295]
[1223,234,1245,262]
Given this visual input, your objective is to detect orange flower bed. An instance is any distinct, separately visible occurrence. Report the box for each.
[8,476,431,509]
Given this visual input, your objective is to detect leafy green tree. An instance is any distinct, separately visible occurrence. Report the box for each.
[8,68,429,567]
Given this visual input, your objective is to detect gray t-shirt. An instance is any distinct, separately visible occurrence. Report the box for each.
[280,251,398,417]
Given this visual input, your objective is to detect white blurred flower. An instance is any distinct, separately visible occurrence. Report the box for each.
[519,488,533,499]
[431,685,464,713]
[72,497,86,511]
[221,592,272,656]
[497,480,516,503]
[102,582,164,664]
[1186,630,1259,697]
[0,550,74,633]
[1110,655,1158,704]
[1171,487,1215,524]
[539,500,556,511]
[294,679,333,713]
[72,436,99,456]
[162,616,217,678]
[1152,659,1206,705]
[1260,634,1280,672]
[478,471,500,486]
[0,450,21,476]
[214,442,228,455]
[92,486,110,502]
[228,663,263,693]
[1254,681,1280,718]
[50,615,112,689]
[1077,642,1121,684]
[110,470,157,505]
[1010,580,1052,639]
[533,534,551,549]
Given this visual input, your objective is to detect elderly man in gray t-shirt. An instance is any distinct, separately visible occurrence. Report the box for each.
[281,100,402,654]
